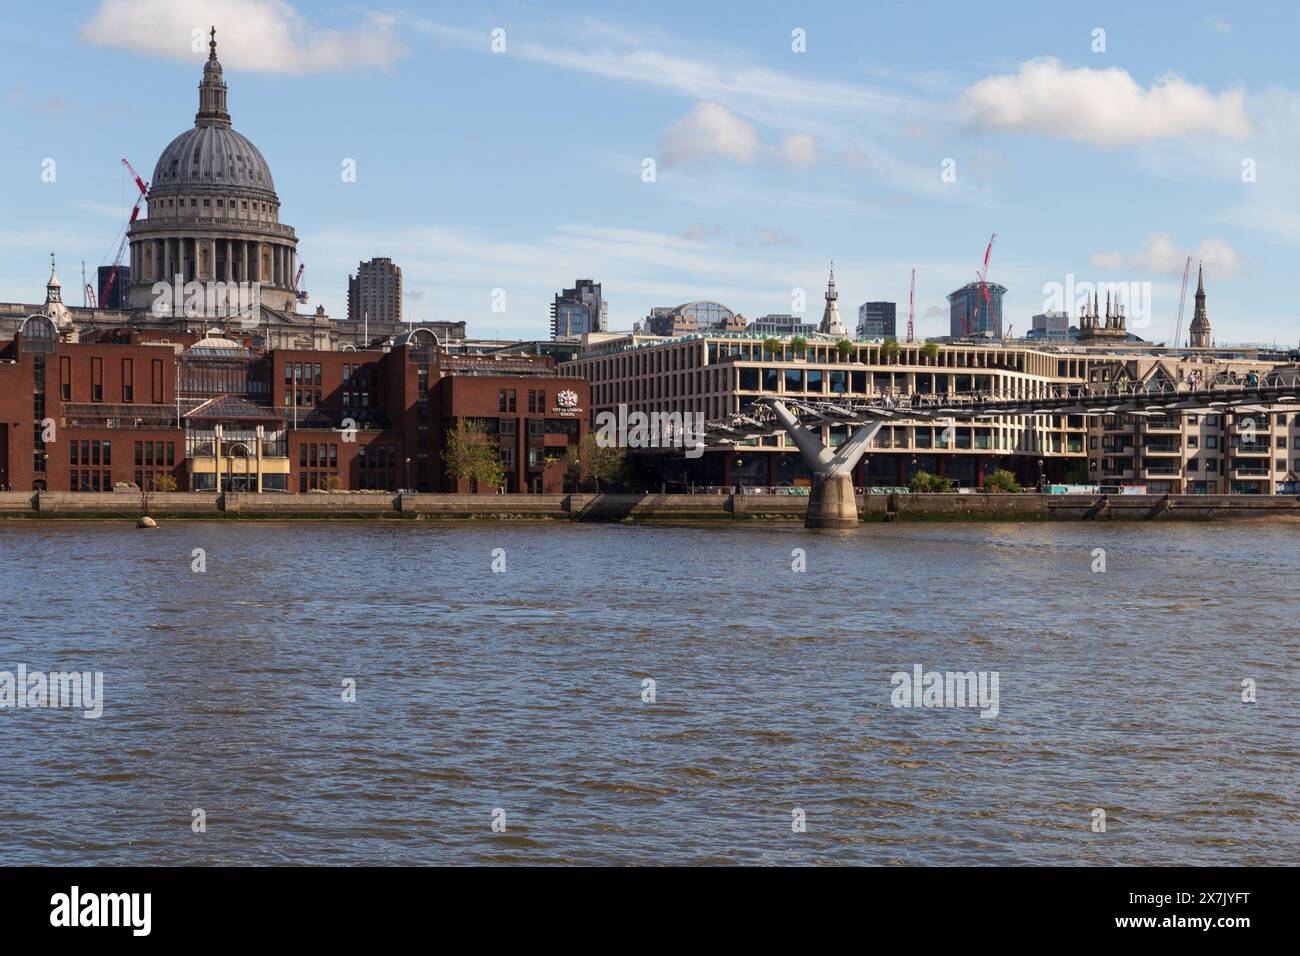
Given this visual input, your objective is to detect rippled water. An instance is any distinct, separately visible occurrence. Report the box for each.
[0,519,1296,865]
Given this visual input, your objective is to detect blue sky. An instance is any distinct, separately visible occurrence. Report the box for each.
[2,0,1298,344]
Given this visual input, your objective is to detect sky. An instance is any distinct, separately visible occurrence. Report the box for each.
[1,0,1298,345]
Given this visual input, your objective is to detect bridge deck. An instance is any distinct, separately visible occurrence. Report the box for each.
[703,376,1300,444]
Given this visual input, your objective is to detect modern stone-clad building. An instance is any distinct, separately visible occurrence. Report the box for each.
[563,332,1092,489]
[561,274,1298,493]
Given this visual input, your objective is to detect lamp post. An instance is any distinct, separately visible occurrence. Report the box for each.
[1037,457,1045,493]
[734,456,744,494]
[404,456,412,492]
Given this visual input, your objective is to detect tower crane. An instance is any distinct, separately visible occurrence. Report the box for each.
[1173,255,1192,347]
[100,158,149,309]
[292,260,308,303]
[976,233,997,336]
[906,267,915,343]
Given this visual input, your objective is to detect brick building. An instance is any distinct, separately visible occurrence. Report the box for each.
[0,318,588,495]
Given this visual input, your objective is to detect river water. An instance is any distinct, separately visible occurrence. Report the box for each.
[0,520,1295,865]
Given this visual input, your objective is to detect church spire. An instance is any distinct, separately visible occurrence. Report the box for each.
[818,261,846,336]
[195,26,231,128]
[46,252,62,303]
[1189,262,1211,348]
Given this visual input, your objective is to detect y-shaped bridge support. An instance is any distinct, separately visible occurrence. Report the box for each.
[768,402,882,529]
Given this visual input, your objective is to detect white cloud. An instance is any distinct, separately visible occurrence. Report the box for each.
[777,133,817,168]
[753,228,798,247]
[660,102,761,166]
[960,57,1250,146]
[1204,17,1231,34]
[79,0,406,74]
[1090,233,1241,278]
[658,102,819,169]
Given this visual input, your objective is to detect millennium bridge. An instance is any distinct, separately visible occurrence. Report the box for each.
[701,369,1300,528]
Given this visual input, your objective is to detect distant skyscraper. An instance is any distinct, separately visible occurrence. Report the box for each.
[856,301,896,338]
[550,279,607,338]
[96,265,131,310]
[347,257,402,326]
[947,281,1007,338]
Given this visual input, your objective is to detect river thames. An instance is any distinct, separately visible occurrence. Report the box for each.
[0,521,1295,865]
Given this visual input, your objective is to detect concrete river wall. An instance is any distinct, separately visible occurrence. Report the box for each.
[3,491,1300,521]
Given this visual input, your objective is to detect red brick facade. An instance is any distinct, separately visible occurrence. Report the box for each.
[0,326,588,494]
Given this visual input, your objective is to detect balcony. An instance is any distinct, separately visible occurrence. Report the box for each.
[1232,443,1271,456]
[1142,465,1182,478]
[1231,466,1270,479]
[1143,418,1181,432]
[1142,443,1182,455]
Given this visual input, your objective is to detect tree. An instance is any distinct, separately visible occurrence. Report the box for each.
[763,336,783,358]
[882,338,901,363]
[983,469,1023,493]
[563,433,628,492]
[921,341,939,363]
[836,339,855,360]
[140,472,177,516]
[789,335,809,357]
[1062,460,1089,484]
[908,469,954,493]
[442,418,506,491]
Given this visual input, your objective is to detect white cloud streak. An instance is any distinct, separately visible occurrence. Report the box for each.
[79,0,406,74]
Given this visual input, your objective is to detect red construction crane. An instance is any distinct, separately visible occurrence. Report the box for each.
[906,267,916,343]
[975,233,997,336]
[85,284,96,308]
[1172,255,1192,347]
[100,158,149,309]
[292,260,308,303]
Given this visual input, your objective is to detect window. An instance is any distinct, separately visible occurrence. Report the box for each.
[91,357,103,402]
[122,358,134,402]
[1206,436,1218,449]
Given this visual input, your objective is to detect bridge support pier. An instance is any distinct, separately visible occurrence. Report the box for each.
[767,401,882,529]
[806,472,860,529]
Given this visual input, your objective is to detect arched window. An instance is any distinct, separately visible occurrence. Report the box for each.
[20,315,57,353]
